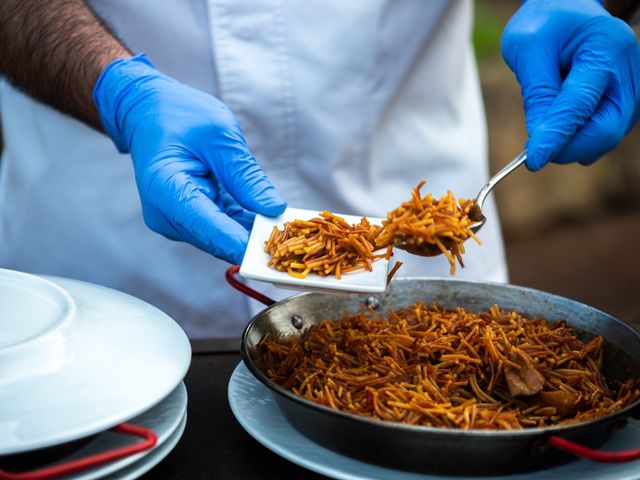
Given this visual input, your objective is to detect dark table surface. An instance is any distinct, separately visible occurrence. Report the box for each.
[141,353,329,480]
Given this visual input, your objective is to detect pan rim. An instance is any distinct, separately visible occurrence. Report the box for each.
[241,277,640,438]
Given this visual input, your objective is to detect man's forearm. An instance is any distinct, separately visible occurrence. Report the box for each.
[0,0,131,129]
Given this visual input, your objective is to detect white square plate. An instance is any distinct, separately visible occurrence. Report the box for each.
[240,207,391,293]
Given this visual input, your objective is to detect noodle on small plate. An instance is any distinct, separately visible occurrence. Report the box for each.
[240,207,394,293]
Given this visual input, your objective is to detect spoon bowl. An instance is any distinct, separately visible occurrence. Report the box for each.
[392,204,486,257]
[393,151,526,257]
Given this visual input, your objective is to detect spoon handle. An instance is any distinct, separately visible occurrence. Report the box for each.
[475,150,527,208]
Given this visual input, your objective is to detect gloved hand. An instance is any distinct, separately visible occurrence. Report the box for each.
[502,0,640,171]
[93,54,286,264]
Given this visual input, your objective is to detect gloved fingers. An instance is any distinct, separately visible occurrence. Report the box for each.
[521,75,562,138]
[142,199,235,260]
[186,173,256,231]
[525,62,610,171]
[171,218,247,265]
[175,189,249,264]
[505,48,562,136]
[211,146,287,217]
[216,188,256,231]
[621,49,640,134]
[142,207,183,242]
[552,95,627,166]
[147,170,250,264]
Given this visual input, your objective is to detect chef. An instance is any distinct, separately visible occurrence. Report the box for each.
[0,0,638,344]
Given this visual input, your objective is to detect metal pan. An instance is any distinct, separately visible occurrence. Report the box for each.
[228,266,640,475]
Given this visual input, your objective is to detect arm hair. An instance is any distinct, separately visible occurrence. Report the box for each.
[0,0,131,128]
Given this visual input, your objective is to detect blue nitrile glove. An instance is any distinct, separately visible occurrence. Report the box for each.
[502,0,640,171]
[93,53,286,264]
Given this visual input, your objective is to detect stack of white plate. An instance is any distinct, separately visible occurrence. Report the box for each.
[0,269,191,479]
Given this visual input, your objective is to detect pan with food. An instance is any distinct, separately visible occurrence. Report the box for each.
[227,266,640,475]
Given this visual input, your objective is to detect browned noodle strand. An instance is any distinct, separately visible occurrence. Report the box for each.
[264,211,392,279]
[375,180,480,275]
[259,302,640,430]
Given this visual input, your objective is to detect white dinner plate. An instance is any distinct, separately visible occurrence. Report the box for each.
[228,362,640,480]
[0,269,191,455]
[240,207,392,294]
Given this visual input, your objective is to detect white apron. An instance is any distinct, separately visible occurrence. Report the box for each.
[0,0,507,342]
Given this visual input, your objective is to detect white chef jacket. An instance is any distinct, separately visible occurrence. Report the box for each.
[0,0,507,341]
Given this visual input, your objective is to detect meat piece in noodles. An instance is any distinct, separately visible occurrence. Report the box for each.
[504,348,545,396]
[539,390,582,416]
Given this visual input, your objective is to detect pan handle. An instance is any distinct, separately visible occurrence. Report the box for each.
[0,423,157,480]
[226,265,276,306]
[548,434,640,463]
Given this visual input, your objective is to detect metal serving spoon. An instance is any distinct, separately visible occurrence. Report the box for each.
[393,150,528,257]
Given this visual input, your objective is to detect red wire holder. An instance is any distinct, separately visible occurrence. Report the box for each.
[548,434,640,463]
[0,423,157,480]
[226,265,275,306]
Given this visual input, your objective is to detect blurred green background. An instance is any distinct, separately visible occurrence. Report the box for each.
[474,1,640,328]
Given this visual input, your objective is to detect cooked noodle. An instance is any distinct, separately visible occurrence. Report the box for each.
[375,181,480,275]
[264,211,392,279]
[260,302,639,429]
[265,181,479,279]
